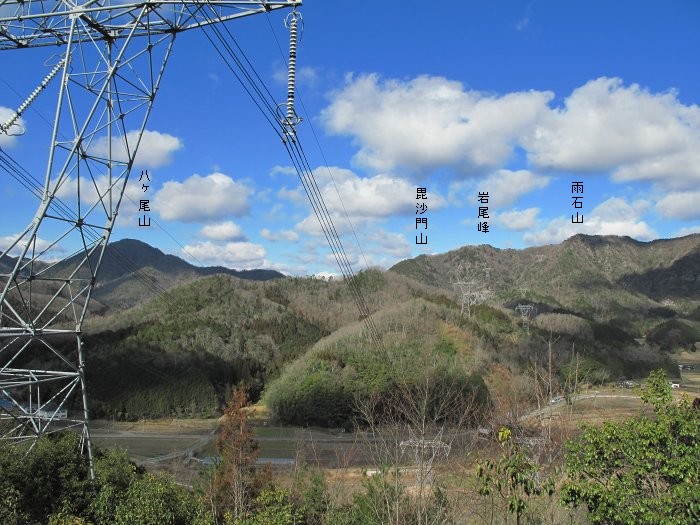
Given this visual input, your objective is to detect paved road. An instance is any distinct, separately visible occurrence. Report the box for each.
[91,427,215,464]
[519,392,640,421]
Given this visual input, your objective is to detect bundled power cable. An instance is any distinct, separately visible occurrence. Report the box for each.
[191,3,389,358]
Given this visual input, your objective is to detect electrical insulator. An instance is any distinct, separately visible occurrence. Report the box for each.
[1,58,66,135]
[278,10,302,142]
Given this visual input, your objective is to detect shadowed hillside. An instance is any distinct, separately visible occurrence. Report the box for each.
[74,234,696,423]
[52,238,285,312]
[390,233,700,333]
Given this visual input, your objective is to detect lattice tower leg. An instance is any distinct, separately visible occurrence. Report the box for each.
[0,15,176,477]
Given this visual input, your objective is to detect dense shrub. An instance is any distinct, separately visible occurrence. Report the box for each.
[0,433,212,525]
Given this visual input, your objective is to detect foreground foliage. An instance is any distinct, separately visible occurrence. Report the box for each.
[477,427,555,525]
[563,369,700,524]
[1,370,697,524]
[0,433,211,525]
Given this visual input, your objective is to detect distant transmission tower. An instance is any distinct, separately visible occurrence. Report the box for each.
[535,254,545,263]
[0,0,299,472]
[400,428,451,487]
[515,304,537,333]
[452,263,491,318]
[517,286,529,298]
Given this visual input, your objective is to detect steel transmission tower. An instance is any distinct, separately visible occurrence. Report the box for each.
[400,428,450,488]
[0,0,299,469]
[452,262,491,318]
[515,303,536,333]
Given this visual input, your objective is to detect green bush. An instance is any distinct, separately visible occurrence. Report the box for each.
[563,370,700,524]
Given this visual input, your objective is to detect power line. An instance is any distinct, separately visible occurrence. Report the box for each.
[264,12,374,275]
[0,147,183,313]
[195,7,389,357]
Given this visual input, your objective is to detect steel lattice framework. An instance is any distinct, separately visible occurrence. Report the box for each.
[0,0,299,471]
[400,428,451,488]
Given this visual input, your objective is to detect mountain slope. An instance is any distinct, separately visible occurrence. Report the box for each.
[58,238,284,311]
[389,234,700,327]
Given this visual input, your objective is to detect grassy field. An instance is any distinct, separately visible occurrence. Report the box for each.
[677,350,700,393]
[87,362,700,488]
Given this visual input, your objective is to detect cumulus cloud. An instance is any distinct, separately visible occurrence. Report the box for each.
[53,172,145,224]
[277,186,306,205]
[153,173,251,222]
[655,191,700,221]
[0,107,25,147]
[322,74,552,173]
[270,165,298,177]
[260,228,299,242]
[493,207,540,231]
[89,129,182,168]
[448,169,549,208]
[481,170,550,208]
[291,166,446,236]
[200,221,246,241]
[0,233,57,258]
[295,212,355,237]
[299,227,411,271]
[524,77,700,189]
[181,241,266,269]
[322,75,700,192]
[366,229,412,259]
[315,167,446,217]
[524,197,656,245]
[676,225,700,237]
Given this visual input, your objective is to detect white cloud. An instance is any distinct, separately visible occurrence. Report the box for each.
[295,166,446,219]
[260,228,299,242]
[270,165,298,177]
[525,77,700,189]
[481,170,550,208]
[0,233,63,260]
[322,74,552,173]
[200,221,246,241]
[295,212,356,237]
[154,173,251,222]
[182,241,266,269]
[524,197,656,245]
[53,173,145,224]
[277,186,306,205]
[493,207,540,231]
[448,170,549,208]
[316,167,445,218]
[655,191,700,221]
[0,107,25,147]
[292,166,446,237]
[676,225,700,237]
[366,229,411,259]
[89,129,182,168]
[323,75,700,191]
[299,227,412,271]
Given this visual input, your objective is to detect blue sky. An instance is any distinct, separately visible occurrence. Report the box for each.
[1,0,699,276]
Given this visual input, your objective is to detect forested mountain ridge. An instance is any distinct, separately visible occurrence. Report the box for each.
[390,233,700,324]
[76,233,700,422]
[64,238,284,312]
